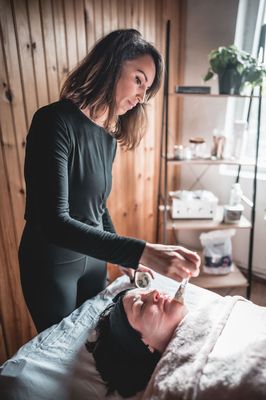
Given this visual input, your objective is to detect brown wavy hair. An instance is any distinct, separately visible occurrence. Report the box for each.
[60,29,164,150]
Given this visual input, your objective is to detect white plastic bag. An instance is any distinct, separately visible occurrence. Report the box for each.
[200,229,236,275]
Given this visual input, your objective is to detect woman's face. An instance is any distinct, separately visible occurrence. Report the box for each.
[115,54,156,115]
[123,289,188,353]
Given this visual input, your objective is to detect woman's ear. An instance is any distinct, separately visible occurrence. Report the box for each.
[141,337,155,353]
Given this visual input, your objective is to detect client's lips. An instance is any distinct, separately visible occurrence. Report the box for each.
[158,294,171,311]
[164,296,172,311]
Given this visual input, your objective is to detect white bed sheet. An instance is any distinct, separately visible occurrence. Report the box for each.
[0,273,221,400]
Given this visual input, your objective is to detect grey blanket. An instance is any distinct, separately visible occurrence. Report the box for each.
[142,295,266,400]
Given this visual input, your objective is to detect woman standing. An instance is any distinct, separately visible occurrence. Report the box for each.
[19,29,200,332]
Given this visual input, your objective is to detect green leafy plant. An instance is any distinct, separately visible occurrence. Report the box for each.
[203,44,266,91]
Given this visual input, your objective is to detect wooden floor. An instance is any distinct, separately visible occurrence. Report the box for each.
[212,276,266,307]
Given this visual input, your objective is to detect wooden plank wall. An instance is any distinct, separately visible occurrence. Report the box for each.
[0,0,183,362]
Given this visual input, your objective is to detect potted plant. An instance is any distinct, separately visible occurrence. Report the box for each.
[203,44,266,94]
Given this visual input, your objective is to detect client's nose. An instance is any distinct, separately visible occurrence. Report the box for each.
[141,289,160,303]
[151,290,160,302]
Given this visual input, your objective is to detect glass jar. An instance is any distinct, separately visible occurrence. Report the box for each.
[189,137,206,158]
[173,144,184,160]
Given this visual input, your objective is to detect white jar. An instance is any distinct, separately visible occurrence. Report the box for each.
[173,145,184,160]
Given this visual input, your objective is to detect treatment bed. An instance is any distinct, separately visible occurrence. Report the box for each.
[1,273,266,400]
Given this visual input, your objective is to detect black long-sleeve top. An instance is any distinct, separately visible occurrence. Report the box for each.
[24,99,145,268]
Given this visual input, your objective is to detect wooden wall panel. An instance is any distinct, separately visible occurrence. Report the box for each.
[52,0,69,89]
[0,0,184,361]
[75,0,87,61]
[40,0,60,102]
[0,322,8,365]
[27,0,50,108]
[13,0,38,125]
[0,125,36,356]
[0,0,26,242]
[84,0,95,52]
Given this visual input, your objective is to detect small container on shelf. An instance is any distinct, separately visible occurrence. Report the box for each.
[189,136,206,158]
[183,146,192,160]
[223,183,244,223]
[224,204,244,224]
[173,144,184,160]
[211,130,226,159]
[173,144,192,160]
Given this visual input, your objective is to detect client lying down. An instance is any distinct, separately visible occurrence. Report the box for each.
[87,287,187,397]
[88,285,266,400]
[1,273,265,400]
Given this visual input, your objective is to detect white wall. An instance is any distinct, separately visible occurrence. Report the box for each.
[177,0,266,277]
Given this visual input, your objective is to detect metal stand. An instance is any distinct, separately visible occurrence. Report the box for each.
[156,21,265,300]
[245,24,265,298]
[156,20,170,243]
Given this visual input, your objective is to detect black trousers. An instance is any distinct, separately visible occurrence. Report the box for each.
[19,223,107,333]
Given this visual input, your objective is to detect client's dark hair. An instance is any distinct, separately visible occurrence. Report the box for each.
[86,289,161,397]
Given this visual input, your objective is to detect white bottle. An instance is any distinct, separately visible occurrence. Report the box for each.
[229,183,242,206]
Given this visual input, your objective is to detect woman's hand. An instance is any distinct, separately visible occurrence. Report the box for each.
[118,265,135,281]
[118,264,155,283]
[136,264,155,279]
[139,243,201,282]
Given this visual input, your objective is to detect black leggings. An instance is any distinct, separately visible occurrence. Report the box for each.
[19,223,107,333]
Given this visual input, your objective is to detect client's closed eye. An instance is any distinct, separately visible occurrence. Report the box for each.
[133,297,144,312]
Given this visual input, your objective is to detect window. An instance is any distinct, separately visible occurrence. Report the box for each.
[222,0,266,179]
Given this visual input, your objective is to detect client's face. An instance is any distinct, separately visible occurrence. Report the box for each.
[123,289,188,353]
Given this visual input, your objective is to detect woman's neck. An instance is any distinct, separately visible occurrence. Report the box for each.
[80,106,109,128]
[81,106,118,135]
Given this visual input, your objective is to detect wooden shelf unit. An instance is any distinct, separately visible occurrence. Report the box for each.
[164,156,255,167]
[190,264,248,289]
[171,92,262,98]
[167,206,251,231]
[156,21,261,298]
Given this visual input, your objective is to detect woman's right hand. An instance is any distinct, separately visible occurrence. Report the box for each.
[139,242,201,282]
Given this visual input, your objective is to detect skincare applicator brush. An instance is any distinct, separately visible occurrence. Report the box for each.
[174,277,189,304]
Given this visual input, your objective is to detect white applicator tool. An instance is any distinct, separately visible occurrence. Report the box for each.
[174,277,189,304]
